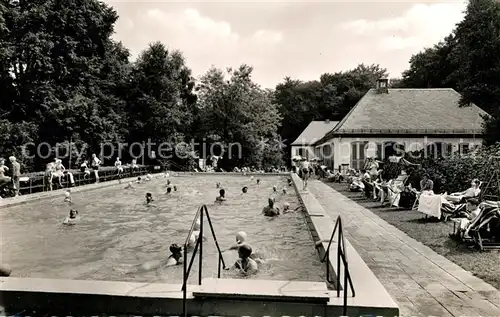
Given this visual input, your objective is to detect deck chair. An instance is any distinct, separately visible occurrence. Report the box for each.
[442,203,467,222]
[464,205,500,251]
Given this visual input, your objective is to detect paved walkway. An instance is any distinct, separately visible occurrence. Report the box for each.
[307,180,500,317]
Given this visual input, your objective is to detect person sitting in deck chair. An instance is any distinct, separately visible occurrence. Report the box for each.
[450,198,481,240]
[447,179,481,203]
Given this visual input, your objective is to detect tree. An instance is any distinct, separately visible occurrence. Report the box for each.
[400,35,458,89]
[196,65,282,169]
[126,42,196,159]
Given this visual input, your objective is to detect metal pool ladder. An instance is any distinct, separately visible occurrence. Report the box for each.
[322,216,356,316]
[181,204,228,317]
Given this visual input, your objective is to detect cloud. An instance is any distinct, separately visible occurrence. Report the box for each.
[113,7,284,86]
[341,2,466,51]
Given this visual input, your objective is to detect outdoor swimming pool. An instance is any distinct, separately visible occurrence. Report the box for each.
[1,175,325,284]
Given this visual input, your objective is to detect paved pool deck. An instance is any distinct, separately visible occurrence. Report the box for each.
[307,180,500,317]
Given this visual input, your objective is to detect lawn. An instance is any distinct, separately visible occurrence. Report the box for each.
[327,182,500,291]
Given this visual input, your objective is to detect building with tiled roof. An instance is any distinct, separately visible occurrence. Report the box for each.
[310,79,489,170]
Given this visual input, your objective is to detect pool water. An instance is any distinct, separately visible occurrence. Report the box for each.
[0,175,325,284]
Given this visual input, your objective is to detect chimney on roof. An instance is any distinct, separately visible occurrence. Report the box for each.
[376,78,389,94]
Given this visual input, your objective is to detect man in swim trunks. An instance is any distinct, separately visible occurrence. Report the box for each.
[0,158,11,188]
[300,158,310,190]
[91,153,101,182]
[262,198,280,217]
[233,244,258,275]
[9,156,20,197]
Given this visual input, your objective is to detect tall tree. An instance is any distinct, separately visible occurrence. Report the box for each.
[196,65,283,169]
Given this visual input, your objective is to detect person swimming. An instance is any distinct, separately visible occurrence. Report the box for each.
[256,179,260,184]
[287,178,293,186]
[262,198,280,217]
[165,243,183,266]
[282,188,286,194]
[125,181,134,189]
[136,177,142,184]
[283,202,290,212]
[165,187,172,194]
[146,192,153,204]
[216,182,221,188]
[166,180,171,187]
[173,185,177,191]
[215,189,226,202]
[145,174,152,181]
[63,209,79,225]
[64,189,71,203]
[242,186,248,194]
[233,244,258,275]
[223,231,265,262]
[272,186,277,192]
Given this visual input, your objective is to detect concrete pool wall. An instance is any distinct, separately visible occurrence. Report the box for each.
[1,172,398,316]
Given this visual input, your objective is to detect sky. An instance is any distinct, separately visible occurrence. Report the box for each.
[104,0,467,88]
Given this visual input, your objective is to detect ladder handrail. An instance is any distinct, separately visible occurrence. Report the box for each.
[181,204,228,317]
[321,216,355,316]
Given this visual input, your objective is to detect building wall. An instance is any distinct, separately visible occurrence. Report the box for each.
[316,136,482,171]
[291,145,315,161]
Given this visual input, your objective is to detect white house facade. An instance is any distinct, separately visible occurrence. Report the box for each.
[311,79,488,172]
[290,120,339,164]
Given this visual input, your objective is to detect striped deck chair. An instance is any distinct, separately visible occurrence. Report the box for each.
[464,205,500,250]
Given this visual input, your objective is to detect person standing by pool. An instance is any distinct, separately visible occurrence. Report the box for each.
[262,198,279,217]
[115,157,123,176]
[0,158,11,187]
[91,153,101,183]
[9,156,21,197]
[300,158,310,190]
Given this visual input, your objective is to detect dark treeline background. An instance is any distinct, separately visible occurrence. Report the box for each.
[1,0,499,172]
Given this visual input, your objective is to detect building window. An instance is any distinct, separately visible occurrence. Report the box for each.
[351,141,368,170]
[298,148,305,157]
[459,143,470,155]
[426,142,443,158]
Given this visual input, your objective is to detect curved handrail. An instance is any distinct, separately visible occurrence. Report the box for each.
[321,216,355,316]
[181,204,228,317]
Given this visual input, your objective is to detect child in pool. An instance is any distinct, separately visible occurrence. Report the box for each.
[63,209,79,225]
[64,189,71,203]
[233,244,258,275]
[138,244,184,271]
[223,231,265,262]
[146,192,153,204]
[262,198,280,217]
[173,185,177,191]
[256,179,260,184]
[125,181,134,189]
[241,186,248,194]
[215,189,226,202]
[165,187,172,194]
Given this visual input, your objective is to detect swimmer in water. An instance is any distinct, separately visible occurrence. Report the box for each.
[165,187,172,194]
[262,198,279,217]
[125,181,134,189]
[173,185,177,191]
[233,244,258,275]
[272,186,277,192]
[216,182,221,188]
[223,231,265,262]
[287,178,293,186]
[64,189,72,203]
[165,180,171,187]
[282,188,286,194]
[146,192,153,204]
[63,209,79,225]
[145,174,152,181]
[136,177,142,184]
[0,264,11,277]
[215,188,226,202]
[283,202,290,212]
[242,186,248,194]
[165,243,183,266]
[256,178,260,184]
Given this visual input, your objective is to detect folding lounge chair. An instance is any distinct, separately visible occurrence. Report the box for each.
[463,205,500,251]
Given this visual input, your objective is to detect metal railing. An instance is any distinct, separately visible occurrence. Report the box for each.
[182,204,228,317]
[321,216,355,316]
[2,166,152,198]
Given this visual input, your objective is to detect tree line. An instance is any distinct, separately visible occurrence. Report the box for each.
[1,0,498,172]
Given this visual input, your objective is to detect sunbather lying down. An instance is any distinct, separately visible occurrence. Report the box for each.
[446,179,481,203]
